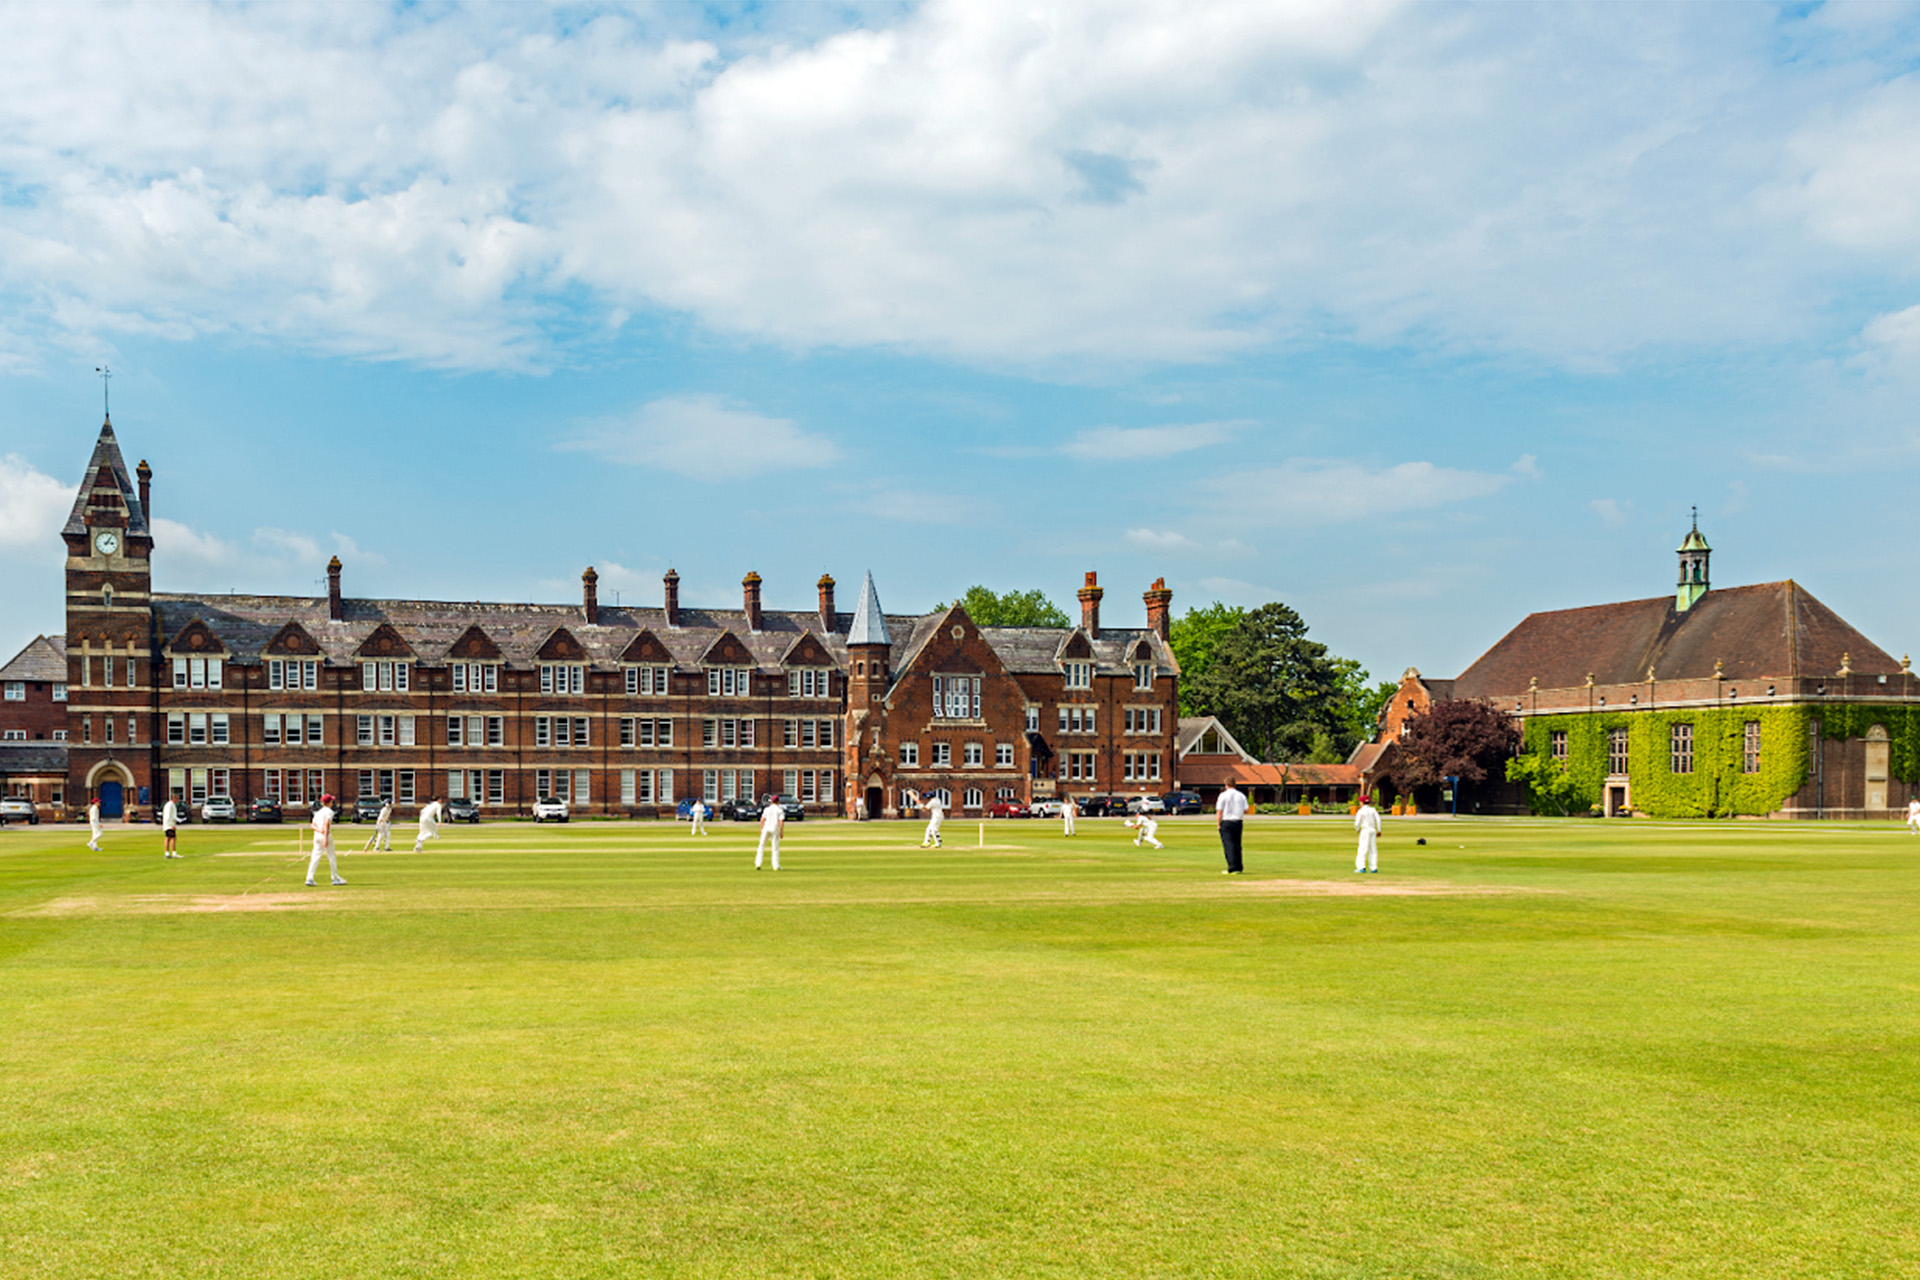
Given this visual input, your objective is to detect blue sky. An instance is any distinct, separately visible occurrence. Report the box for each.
[5,1,1920,684]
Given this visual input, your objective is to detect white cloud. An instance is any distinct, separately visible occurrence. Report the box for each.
[1512,454,1542,479]
[1124,527,1200,549]
[561,395,840,478]
[0,2,1908,372]
[1061,421,1243,461]
[1589,498,1631,526]
[0,454,72,549]
[1197,459,1509,528]
[152,517,380,591]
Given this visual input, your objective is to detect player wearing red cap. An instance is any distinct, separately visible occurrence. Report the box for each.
[306,793,345,887]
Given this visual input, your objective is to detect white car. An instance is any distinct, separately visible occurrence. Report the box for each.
[0,796,38,825]
[1029,799,1062,819]
[200,795,237,822]
[1128,795,1166,815]
[531,797,570,823]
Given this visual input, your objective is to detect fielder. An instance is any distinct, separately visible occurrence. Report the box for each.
[921,792,946,848]
[370,799,393,851]
[755,797,785,871]
[1126,811,1163,849]
[1354,793,1382,873]
[1907,797,1919,834]
[87,796,102,852]
[413,797,443,852]
[161,795,181,858]
[690,799,709,835]
[1062,795,1077,836]
[306,793,345,886]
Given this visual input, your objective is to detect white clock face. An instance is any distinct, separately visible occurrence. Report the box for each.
[93,530,119,556]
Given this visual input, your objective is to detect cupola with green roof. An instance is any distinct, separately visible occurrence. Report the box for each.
[1676,510,1710,612]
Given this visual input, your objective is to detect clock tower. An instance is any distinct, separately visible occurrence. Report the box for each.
[63,416,156,817]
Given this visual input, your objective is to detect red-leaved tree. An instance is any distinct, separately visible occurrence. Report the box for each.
[1387,698,1521,791]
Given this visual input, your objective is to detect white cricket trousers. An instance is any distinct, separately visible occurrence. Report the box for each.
[691,814,706,835]
[1355,831,1378,872]
[923,818,942,847]
[374,820,392,850]
[1134,829,1162,849]
[414,828,438,852]
[1063,812,1075,836]
[755,830,781,869]
[307,841,340,883]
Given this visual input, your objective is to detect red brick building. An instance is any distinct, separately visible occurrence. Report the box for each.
[60,418,1180,819]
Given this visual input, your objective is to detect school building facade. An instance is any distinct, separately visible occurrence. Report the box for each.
[61,418,1180,820]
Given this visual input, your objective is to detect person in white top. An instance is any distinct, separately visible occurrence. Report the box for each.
[413,798,443,852]
[921,793,946,848]
[306,794,345,886]
[373,799,394,852]
[1215,783,1249,874]
[1126,811,1162,849]
[1062,795,1077,836]
[1907,797,1920,834]
[755,797,785,871]
[1353,794,1382,873]
[161,796,181,858]
[87,796,103,852]
[690,799,709,835]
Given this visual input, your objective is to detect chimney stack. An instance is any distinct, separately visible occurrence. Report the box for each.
[663,569,681,628]
[136,459,152,523]
[743,571,763,631]
[1143,577,1173,641]
[582,566,599,625]
[1078,570,1103,636]
[817,573,836,632]
[327,556,343,621]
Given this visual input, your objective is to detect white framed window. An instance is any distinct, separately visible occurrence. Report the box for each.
[788,668,831,698]
[963,787,983,809]
[964,742,983,768]
[703,769,720,803]
[1063,661,1091,689]
[53,729,69,741]
[2,681,22,701]
[266,658,317,691]
[932,675,982,719]
[487,770,505,804]
[996,743,1014,767]
[361,661,411,692]
[625,665,671,696]
[486,716,504,746]
[167,713,184,744]
[188,712,208,745]
[706,667,752,697]
[899,743,919,767]
[541,663,586,695]
[1133,662,1154,691]
[51,682,67,702]
[1025,705,1038,732]
[358,715,375,746]
[211,713,229,745]
[452,662,500,694]
[933,742,952,767]
[784,768,800,798]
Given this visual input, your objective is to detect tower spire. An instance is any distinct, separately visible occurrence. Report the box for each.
[1676,513,1711,612]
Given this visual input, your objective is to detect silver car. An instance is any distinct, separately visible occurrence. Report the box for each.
[200,796,237,822]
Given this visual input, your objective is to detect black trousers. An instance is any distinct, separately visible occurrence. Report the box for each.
[1219,820,1243,873]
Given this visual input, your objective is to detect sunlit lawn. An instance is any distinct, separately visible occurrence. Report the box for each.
[2,811,1916,1277]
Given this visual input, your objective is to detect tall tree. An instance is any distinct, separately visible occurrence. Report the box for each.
[1388,699,1521,793]
[1183,602,1346,762]
[938,586,1071,628]
[1167,602,1245,716]
[1332,659,1399,751]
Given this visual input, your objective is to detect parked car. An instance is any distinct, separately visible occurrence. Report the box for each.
[1073,795,1125,818]
[986,800,1030,818]
[445,796,481,823]
[675,797,708,821]
[200,795,237,822]
[1126,795,1165,815]
[775,795,806,821]
[0,797,39,825]
[1029,799,1062,819]
[248,797,283,823]
[354,795,388,823]
[1161,791,1205,816]
[722,797,765,822]
[531,796,570,822]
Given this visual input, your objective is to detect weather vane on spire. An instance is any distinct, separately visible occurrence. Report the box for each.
[94,365,111,418]
[1690,504,1698,529]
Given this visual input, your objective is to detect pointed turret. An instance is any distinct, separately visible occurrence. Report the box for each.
[847,571,890,647]
[1677,511,1710,612]
[63,417,151,545]
[847,572,891,708]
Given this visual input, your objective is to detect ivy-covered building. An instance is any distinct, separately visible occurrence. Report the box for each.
[1422,521,1918,818]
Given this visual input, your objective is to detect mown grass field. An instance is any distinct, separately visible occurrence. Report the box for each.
[2,812,1916,1278]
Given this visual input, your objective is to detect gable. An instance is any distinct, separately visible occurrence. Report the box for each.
[447,625,503,661]
[894,607,1009,680]
[264,621,322,656]
[699,631,756,667]
[621,629,675,665]
[781,633,835,668]
[537,627,588,662]
[1057,630,1094,662]
[167,619,228,656]
[355,622,415,659]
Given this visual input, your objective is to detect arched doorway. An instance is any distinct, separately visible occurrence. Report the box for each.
[864,772,885,822]
[87,761,134,819]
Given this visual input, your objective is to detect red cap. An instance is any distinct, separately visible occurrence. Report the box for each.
[321,793,335,805]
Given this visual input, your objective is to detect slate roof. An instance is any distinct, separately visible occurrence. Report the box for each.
[978,624,1174,676]
[1453,581,1900,698]
[63,419,150,537]
[0,743,69,775]
[0,635,68,683]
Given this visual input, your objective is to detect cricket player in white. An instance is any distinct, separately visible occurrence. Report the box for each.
[161,796,181,858]
[87,796,103,852]
[306,794,344,886]
[1126,811,1163,849]
[690,799,708,835]
[755,798,785,870]
[1354,794,1382,873]
[1907,797,1920,834]
[413,797,443,852]
[1062,795,1077,836]
[921,792,946,848]
[373,799,394,851]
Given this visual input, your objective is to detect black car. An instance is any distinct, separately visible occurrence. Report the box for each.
[446,796,481,823]
[722,798,764,821]
[1075,795,1127,817]
[1161,790,1204,816]
[354,796,388,822]
[248,797,283,823]
[776,795,806,821]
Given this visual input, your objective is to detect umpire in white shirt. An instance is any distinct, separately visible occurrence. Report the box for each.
[1215,783,1249,874]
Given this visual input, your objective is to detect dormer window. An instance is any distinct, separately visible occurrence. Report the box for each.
[542,663,586,695]
[706,666,751,697]
[788,668,832,698]
[453,662,501,694]
[173,656,223,689]
[1063,661,1091,690]
[361,661,411,692]
[624,664,671,695]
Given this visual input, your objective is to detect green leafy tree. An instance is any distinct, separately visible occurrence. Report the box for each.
[937,586,1071,628]
[1330,659,1399,754]
[1167,603,1245,716]
[1505,752,1587,816]
[1183,602,1346,762]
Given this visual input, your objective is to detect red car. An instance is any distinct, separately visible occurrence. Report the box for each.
[986,801,1030,818]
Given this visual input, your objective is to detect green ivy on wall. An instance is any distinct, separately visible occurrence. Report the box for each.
[1515,706,1809,818]
[1815,703,1920,784]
